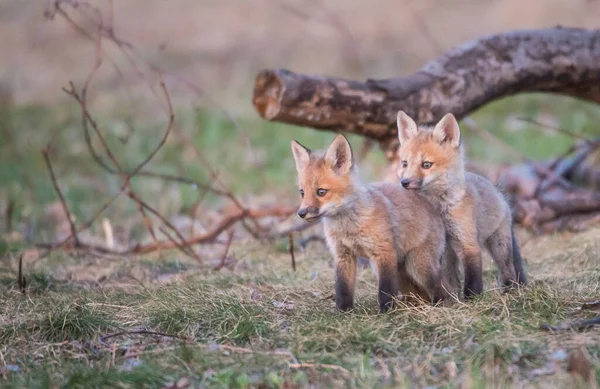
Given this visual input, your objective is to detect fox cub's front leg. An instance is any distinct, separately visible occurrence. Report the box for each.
[334,247,357,311]
[374,257,400,313]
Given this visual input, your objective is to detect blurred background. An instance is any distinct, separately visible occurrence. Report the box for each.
[1,0,600,254]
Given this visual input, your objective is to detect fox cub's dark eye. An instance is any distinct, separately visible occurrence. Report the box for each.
[401,161,408,168]
[316,188,328,197]
[299,189,304,198]
[422,161,433,169]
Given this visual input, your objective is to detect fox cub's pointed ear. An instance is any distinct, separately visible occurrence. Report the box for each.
[432,113,460,148]
[397,111,418,145]
[325,134,353,175]
[291,140,311,172]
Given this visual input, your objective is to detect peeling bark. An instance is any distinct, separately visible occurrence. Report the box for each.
[252,27,600,156]
[253,27,600,234]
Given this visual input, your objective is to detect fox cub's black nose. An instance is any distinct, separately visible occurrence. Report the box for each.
[297,209,308,218]
[400,179,410,188]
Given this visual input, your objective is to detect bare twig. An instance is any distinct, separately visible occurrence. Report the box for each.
[128,207,295,255]
[38,0,300,263]
[157,227,200,263]
[128,74,174,177]
[288,232,296,271]
[135,171,230,197]
[58,189,125,246]
[41,148,80,246]
[517,117,598,145]
[214,231,234,271]
[580,300,600,310]
[462,117,574,190]
[537,140,600,194]
[17,254,26,295]
[38,206,295,257]
[128,191,202,262]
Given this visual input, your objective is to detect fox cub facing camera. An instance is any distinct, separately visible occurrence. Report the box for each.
[396,111,527,298]
[291,134,460,313]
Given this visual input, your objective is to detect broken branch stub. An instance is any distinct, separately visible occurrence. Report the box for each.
[252,27,600,157]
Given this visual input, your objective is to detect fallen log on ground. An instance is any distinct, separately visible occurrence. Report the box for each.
[252,27,600,160]
[253,27,600,234]
[493,143,600,233]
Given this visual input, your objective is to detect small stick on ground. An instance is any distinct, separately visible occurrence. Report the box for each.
[288,232,296,271]
[580,300,600,310]
[214,231,234,271]
[17,254,26,295]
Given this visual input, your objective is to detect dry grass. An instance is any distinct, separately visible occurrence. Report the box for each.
[2,2,600,388]
[1,225,600,388]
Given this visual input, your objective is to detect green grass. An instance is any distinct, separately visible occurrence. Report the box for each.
[2,226,600,388]
[2,93,600,243]
[1,93,600,387]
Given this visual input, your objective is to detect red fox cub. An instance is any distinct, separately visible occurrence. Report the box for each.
[395,111,528,298]
[291,134,459,313]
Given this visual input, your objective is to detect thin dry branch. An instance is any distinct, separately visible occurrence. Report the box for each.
[17,254,25,295]
[128,191,202,262]
[214,231,234,271]
[517,117,598,145]
[129,207,295,255]
[63,62,201,260]
[288,232,296,271]
[41,148,80,246]
[462,117,574,191]
[157,227,199,262]
[129,73,175,177]
[38,0,300,263]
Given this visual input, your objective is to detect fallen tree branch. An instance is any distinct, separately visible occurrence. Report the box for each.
[39,206,295,257]
[128,207,295,255]
[214,231,234,271]
[253,27,600,155]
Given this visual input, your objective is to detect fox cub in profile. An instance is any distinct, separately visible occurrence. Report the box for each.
[291,134,459,313]
[395,111,527,298]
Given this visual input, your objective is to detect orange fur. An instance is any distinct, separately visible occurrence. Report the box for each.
[291,134,460,313]
[396,111,528,298]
